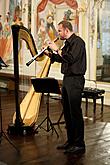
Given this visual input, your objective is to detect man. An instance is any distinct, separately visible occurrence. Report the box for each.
[46,20,86,155]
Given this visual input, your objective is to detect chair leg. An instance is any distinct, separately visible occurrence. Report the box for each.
[101,96,104,115]
[85,98,88,117]
[93,98,96,121]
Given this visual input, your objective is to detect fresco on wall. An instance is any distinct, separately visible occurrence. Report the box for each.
[0,0,22,65]
[96,0,110,82]
[63,9,79,33]
[37,1,78,50]
[0,12,12,63]
[36,0,78,79]
[37,11,59,50]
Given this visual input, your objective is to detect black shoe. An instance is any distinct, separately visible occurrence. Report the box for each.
[64,146,85,154]
[56,141,72,150]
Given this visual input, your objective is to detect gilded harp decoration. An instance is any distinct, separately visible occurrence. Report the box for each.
[8,25,51,135]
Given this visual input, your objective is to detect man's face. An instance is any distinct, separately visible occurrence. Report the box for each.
[57,24,67,40]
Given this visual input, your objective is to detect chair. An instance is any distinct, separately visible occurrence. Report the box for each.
[82,80,105,120]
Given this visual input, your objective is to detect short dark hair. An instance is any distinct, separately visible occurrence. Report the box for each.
[58,21,73,32]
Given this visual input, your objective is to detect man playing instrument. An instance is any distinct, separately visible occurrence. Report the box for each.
[45,20,87,155]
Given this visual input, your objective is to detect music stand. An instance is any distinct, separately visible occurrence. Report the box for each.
[31,77,61,137]
[0,57,8,69]
[0,57,19,152]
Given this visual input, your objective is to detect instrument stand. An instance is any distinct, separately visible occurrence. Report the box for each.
[49,95,65,125]
[31,77,61,138]
[35,93,59,137]
[0,58,19,152]
[53,110,65,125]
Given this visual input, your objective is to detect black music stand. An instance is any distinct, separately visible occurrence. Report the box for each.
[0,57,19,152]
[31,77,61,137]
[0,57,8,69]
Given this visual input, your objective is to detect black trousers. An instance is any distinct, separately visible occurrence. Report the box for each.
[62,75,85,147]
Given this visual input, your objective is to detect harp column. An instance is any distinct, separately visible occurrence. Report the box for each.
[12,25,23,127]
[7,25,24,135]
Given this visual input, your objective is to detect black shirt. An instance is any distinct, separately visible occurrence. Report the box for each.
[51,33,87,76]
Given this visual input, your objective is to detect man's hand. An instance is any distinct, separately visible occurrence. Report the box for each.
[43,49,53,58]
[48,41,58,52]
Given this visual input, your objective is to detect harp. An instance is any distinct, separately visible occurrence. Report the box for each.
[8,25,51,135]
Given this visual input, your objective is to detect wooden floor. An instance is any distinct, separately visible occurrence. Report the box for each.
[0,88,110,165]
